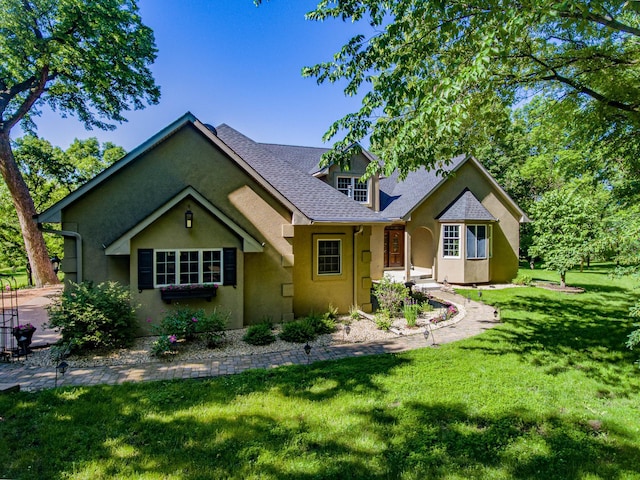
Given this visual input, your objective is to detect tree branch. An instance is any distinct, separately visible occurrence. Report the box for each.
[557,8,640,37]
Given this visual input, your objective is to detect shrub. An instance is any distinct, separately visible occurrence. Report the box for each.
[160,305,201,340]
[512,273,533,285]
[403,300,421,327]
[243,321,276,346]
[374,310,392,331]
[47,281,137,352]
[280,319,317,343]
[150,334,179,358]
[374,276,409,314]
[326,303,339,320]
[305,311,336,335]
[197,308,230,348]
[349,305,361,320]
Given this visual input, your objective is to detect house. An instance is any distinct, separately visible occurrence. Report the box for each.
[36,112,528,331]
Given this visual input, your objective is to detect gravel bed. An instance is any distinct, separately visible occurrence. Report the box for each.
[19,305,461,369]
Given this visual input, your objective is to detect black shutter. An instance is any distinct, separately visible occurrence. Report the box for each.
[223,247,237,286]
[138,249,154,291]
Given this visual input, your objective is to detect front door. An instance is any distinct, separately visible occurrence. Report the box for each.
[384,226,405,268]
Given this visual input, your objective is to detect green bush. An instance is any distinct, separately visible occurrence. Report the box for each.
[512,273,533,285]
[403,301,421,327]
[150,334,178,358]
[47,281,137,352]
[280,319,316,343]
[243,321,276,346]
[306,311,337,335]
[160,305,201,340]
[374,276,409,314]
[374,310,393,331]
[197,308,230,348]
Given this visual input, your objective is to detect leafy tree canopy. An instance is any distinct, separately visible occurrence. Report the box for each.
[0,0,159,286]
[302,0,640,177]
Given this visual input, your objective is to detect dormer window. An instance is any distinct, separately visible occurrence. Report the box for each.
[337,176,369,203]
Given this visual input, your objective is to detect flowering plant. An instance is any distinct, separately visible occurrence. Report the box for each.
[160,283,217,292]
[13,323,35,331]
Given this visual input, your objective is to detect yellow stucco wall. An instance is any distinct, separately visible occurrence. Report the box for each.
[370,159,522,284]
[292,225,373,315]
[60,124,295,329]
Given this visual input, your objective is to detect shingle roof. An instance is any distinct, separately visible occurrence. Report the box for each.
[379,155,468,219]
[215,125,385,223]
[435,188,496,221]
[258,143,330,175]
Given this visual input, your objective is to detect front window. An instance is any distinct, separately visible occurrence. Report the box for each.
[467,225,488,259]
[337,176,369,203]
[155,249,222,286]
[443,225,460,258]
[317,239,342,275]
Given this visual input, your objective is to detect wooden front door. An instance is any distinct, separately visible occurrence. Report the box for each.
[384,226,405,268]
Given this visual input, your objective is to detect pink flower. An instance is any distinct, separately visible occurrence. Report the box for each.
[146,317,152,323]
[169,335,177,343]
[192,317,198,323]
[4,285,9,291]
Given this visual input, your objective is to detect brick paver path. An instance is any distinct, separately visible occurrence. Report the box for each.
[1,290,499,391]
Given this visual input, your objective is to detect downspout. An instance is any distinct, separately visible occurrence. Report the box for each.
[353,225,364,308]
[38,226,83,283]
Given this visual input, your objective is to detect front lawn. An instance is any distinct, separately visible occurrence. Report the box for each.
[1,265,639,479]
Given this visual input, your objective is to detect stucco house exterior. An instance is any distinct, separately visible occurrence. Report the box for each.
[36,112,528,330]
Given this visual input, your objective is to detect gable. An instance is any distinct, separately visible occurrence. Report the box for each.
[105,187,264,255]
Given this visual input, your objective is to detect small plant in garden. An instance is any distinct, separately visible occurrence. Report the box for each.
[374,310,392,331]
[349,304,361,320]
[326,303,339,320]
[47,281,137,352]
[280,318,316,343]
[374,275,410,315]
[197,308,230,348]
[307,311,337,334]
[160,305,201,340]
[403,299,421,327]
[150,334,178,357]
[421,302,434,313]
[243,320,276,346]
[512,273,533,285]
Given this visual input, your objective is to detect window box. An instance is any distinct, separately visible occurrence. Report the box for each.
[160,284,217,303]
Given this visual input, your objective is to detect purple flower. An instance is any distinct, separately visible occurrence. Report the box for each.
[169,335,177,343]
[191,317,198,323]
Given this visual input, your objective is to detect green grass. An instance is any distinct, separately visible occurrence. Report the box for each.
[1,265,640,479]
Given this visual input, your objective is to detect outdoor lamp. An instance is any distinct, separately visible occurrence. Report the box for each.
[423,329,430,341]
[185,209,193,228]
[304,342,311,356]
[50,255,61,274]
[345,325,351,336]
[55,361,69,388]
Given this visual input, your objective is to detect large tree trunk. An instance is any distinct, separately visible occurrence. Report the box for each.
[0,133,58,286]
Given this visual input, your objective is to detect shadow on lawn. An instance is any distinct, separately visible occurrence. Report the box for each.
[463,287,639,396]
[5,389,640,479]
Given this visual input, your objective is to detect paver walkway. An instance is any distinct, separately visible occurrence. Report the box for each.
[1,289,499,392]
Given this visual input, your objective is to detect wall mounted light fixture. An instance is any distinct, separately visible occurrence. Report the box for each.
[185,208,193,229]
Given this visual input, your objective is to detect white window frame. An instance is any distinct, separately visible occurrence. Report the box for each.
[154,248,223,287]
[317,239,342,276]
[337,176,370,204]
[466,225,489,259]
[442,225,461,258]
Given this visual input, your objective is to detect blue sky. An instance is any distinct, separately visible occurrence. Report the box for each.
[18,0,370,151]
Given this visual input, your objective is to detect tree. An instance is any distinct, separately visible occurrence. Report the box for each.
[528,180,610,287]
[0,136,124,270]
[302,0,640,176]
[0,0,159,286]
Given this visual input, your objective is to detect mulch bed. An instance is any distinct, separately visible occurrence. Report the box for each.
[534,281,585,293]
